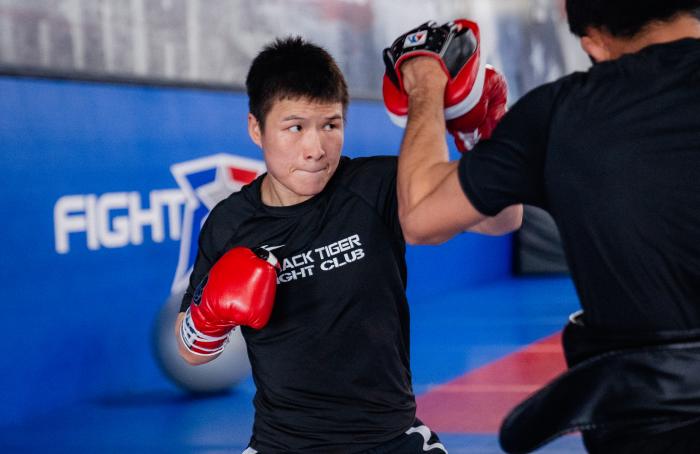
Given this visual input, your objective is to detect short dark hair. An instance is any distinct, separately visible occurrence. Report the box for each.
[566,0,700,37]
[245,36,349,129]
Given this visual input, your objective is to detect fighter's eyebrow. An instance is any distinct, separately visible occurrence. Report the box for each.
[281,114,343,121]
[281,115,306,121]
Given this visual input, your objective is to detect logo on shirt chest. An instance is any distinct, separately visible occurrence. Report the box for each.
[276,234,366,284]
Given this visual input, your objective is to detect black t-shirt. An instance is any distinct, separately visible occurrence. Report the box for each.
[459,38,700,334]
[181,156,416,453]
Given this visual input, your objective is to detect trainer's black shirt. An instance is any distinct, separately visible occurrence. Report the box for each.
[181,156,415,453]
[459,39,700,334]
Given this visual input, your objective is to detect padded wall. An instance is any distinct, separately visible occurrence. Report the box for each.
[0,76,512,425]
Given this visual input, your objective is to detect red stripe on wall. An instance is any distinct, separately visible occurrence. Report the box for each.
[229,167,257,184]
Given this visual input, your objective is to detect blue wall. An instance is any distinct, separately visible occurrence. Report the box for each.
[0,76,512,426]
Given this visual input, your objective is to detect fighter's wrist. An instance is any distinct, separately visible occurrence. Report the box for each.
[179,306,233,357]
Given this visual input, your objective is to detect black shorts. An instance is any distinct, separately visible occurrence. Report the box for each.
[242,418,447,454]
[359,418,446,454]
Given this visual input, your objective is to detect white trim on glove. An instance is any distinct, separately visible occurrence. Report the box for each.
[179,306,233,357]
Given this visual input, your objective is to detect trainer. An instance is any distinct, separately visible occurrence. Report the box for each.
[390,1,700,452]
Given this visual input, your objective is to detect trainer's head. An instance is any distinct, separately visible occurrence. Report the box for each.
[566,0,700,61]
[245,37,348,206]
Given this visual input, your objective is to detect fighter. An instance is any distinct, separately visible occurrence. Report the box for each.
[174,36,521,453]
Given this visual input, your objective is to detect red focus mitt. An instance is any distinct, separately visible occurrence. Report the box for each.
[383,19,508,152]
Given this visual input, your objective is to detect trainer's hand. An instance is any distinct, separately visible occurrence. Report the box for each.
[400,57,448,97]
[179,247,279,358]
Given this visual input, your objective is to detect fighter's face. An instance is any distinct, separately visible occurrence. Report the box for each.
[249,97,344,206]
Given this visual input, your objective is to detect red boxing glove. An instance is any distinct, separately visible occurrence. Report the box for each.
[180,247,280,356]
[446,64,508,152]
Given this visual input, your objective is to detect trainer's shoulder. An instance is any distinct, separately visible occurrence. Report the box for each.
[524,72,585,103]
[508,72,589,121]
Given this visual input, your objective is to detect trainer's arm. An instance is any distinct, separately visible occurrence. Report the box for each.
[468,205,522,235]
[398,57,519,244]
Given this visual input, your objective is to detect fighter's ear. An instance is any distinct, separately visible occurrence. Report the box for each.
[248,113,263,148]
[580,27,613,63]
